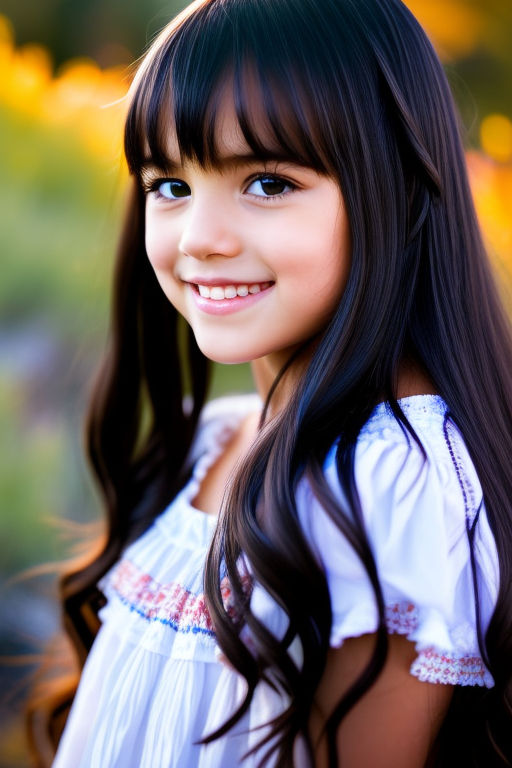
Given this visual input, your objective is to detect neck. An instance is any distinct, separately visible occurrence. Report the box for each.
[250,342,315,419]
[251,349,438,423]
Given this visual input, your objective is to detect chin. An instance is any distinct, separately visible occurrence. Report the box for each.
[200,349,256,365]
[194,336,264,366]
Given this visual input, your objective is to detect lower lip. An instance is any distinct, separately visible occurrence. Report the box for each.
[188,284,274,315]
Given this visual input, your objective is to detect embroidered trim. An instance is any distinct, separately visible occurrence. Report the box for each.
[359,395,448,439]
[385,601,420,634]
[411,647,488,686]
[107,566,490,685]
[108,560,215,636]
[384,601,489,686]
[106,560,251,637]
[443,415,478,526]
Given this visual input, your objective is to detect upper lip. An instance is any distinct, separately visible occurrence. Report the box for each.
[182,277,273,287]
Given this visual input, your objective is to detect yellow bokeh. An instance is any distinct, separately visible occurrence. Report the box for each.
[405,0,486,60]
[0,14,128,161]
[467,152,512,272]
[480,114,512,164]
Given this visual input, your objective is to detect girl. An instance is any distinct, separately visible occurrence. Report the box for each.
[47,0,512,765]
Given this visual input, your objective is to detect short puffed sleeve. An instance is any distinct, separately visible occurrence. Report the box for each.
[296,397,499,687]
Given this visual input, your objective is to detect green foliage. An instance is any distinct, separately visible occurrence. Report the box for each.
[0,104,121,577]
[0,378,64,573]
[0,104,122,338]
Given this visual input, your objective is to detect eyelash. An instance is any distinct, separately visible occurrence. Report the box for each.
[144,173,298,203]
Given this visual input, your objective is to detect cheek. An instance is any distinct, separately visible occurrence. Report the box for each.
[286,209,350,301]
[318,204,351,294]
[145,212,177,272]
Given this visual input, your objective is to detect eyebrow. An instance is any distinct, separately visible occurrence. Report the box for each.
[140,152,298,175]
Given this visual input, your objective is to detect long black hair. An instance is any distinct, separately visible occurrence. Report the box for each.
[50,1,512,766]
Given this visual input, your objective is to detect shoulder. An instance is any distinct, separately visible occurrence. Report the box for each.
[296,394,499,686]
[305,395,480,536]
[322,395,484,541]
[356,395,482,541]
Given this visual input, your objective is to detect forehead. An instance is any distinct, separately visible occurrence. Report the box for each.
[172,95,252,160]
[125,0,358,180]
[208,93,264,158]
[149,78,290,171]
[130,47,334,177]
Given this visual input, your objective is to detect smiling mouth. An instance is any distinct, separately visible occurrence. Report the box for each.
[192,282,273,300]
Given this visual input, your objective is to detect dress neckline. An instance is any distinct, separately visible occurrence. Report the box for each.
[182,397,262,520]
[369,393,447,419]
[179,393,447,521]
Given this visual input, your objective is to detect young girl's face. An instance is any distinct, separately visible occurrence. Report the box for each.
[144,96,350,369]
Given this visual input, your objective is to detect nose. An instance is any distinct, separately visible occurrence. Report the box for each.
[178,192,242,261]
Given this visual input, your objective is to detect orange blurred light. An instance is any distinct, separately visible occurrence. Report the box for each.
[467,151,512,271]
[405,0,486,60]
[0,29,129,163]
[0,13,14,45]
[480,114,512,164]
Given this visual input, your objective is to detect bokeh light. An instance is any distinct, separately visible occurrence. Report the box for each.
[480,113,512,163]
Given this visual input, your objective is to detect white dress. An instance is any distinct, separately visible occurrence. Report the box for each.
[53,394,499,768]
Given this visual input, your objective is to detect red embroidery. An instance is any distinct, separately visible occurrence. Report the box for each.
[107,569,490,685]
[385,601,488,685]
[411,647,488,686]
[385,602,419,634]
[108,560,250,636]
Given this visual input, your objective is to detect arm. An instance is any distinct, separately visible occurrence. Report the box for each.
[308,633,453,768]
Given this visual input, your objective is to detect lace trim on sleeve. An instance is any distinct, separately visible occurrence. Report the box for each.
[385,600,492,686]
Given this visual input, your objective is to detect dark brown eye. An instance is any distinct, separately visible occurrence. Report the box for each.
[260,177,287,195]
[156,179,191,198]
[246,175,293,198]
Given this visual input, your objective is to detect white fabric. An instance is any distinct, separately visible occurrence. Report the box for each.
[53,394,499,768]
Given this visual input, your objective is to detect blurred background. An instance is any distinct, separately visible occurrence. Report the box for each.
[1,0,511,765]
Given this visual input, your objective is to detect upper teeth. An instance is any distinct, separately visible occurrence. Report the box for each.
[196,283,270,300]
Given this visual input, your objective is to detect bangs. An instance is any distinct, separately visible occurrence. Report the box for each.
[124,0,343,177]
